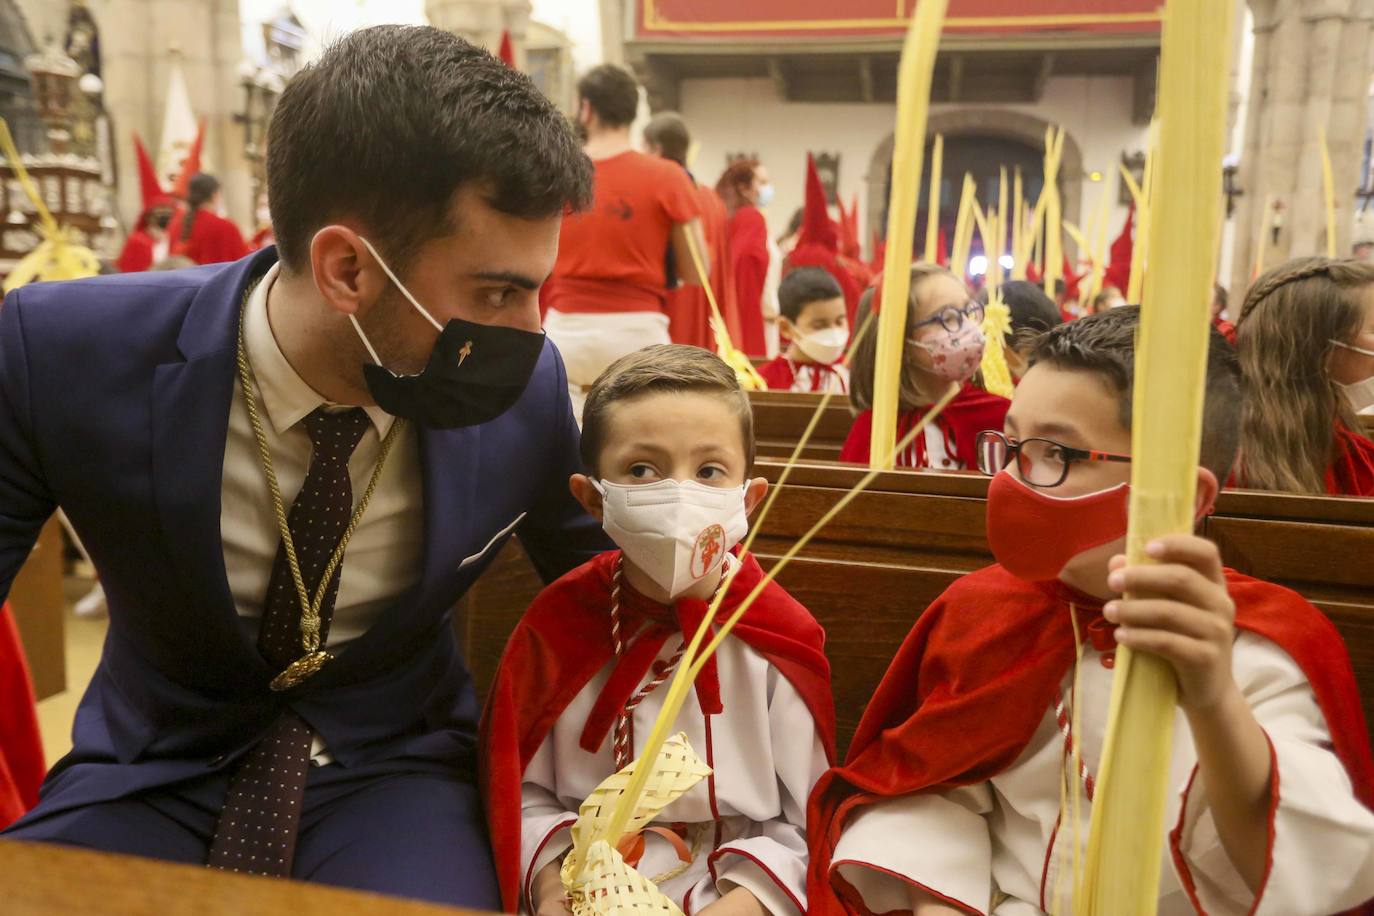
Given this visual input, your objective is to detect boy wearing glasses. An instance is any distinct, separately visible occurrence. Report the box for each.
[808,307,1374,915]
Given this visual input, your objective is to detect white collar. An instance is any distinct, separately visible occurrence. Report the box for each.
[242,261,393,437]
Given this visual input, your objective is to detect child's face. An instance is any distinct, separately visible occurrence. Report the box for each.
[1005,363,1132,586]
[1330,285,1374,386]
[1006,364,1132,497]
[908,275,974,346]
[594,390,752,488]
[780,297,848,345]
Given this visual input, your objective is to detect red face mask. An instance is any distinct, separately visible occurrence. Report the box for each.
[986,471,1131,582]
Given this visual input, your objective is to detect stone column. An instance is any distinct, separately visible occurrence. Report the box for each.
[1231,0,1374,296]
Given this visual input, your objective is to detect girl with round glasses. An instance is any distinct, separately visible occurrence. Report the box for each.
[840,263,1009,471]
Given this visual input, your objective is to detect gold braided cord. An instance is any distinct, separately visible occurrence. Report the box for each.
[234,280,406,658]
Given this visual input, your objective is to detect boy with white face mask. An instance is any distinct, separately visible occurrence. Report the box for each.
[483,345,835,916]
[758,267,852,394]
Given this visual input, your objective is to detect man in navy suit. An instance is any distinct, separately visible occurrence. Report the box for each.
[0,26,607,906]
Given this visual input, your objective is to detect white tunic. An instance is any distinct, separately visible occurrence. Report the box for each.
[833,633,1374,915]
[521,637,829,916]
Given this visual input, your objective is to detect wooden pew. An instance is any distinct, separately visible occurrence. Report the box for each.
[461,460,1374,759]
[748,390,853,462]
[8,518,66,700]
[0,839,476,915]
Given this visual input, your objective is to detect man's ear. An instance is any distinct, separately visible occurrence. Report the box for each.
[309,225,388,319]
[744,477,769,517]
[776,317,797,344]
[1193,467,1220,522]
[569,474,605,522]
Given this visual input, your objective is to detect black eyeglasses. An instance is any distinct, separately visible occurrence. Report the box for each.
[911,301,985,335]
[906,300,983,336]
[976,430,1132,489]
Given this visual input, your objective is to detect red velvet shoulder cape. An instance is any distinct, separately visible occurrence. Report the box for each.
[481,550,836,912]
[838,384,1010,468]
[726,206,770,358]
[1327,423,1374,497]
[806,564,1374,915]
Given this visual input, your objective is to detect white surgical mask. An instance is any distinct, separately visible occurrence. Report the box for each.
[594,478,749,599]
[755,184,774,208]
[795,326,848,365]
[1331,339,1374,412]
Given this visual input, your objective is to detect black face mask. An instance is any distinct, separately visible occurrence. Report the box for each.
[353,237,546,429]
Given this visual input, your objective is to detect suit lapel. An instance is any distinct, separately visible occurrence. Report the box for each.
[150,250,279,679]
[416,423,481,612]
[151,355,266,674]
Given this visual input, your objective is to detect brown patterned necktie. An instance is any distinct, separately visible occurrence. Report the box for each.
[207,406,372,875]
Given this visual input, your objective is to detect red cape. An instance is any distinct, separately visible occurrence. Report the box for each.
[115,228,157,273]
[838,384,1010,468]
[667,182,735,351]
[806,565,1374,915]
[726,206,770,357]
[1327,423,1374,497]
[758,355,845,393]
[480,550,836,912]
[0,603,43,829]
[168,209,249,266]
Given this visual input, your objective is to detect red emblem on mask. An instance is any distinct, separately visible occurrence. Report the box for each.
[691,524,725,579]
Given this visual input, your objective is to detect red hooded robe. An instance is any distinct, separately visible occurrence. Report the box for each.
[667,180,735,351]
[481,550,836,912]
[0,603,43,829]
[1328,423,1374,497]
[786,155,865,326]
[806,565,1374,915]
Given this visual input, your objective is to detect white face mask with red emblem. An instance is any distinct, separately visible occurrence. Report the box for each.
[594,478,749,599]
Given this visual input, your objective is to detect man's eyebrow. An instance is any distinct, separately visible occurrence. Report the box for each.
[470,270,542,291]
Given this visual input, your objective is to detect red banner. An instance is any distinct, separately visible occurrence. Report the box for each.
[636,0,1162,40]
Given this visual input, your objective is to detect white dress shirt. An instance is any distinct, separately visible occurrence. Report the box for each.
[220,262,424,650]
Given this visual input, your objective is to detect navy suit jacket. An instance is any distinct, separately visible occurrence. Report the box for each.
[0,248,607,817]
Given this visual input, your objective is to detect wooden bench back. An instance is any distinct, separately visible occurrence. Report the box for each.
[749,391,854,462]
[461,461,1374,759]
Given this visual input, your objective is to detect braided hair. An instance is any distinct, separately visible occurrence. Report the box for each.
[1235,256,1374,493]
[181,173,220,242]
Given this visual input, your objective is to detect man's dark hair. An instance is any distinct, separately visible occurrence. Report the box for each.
[998,280,1063,347]
[778,267,844,323]
[1029,306,1242,482]
[577,63,639,128]
[643,112,690,166]
[266,25,592,272]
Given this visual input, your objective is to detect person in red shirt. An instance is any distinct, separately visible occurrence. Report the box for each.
[784,154,866,327]
[1235,257,1374,496]
[167,173,250,265]
[642,112,734,352]
[717,158,772,359]
[758,267,850,394]
[543,65,704,420]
